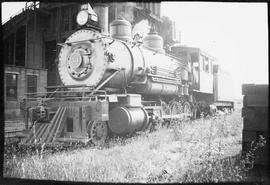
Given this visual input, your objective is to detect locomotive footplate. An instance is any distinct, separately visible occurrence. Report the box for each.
[21,100,109,145]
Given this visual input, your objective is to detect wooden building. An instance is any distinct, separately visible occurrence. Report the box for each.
[3,2,162,119]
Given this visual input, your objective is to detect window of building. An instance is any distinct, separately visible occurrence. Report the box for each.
[143,3,146,9]
[52,10,57,33]
[71,6,79,30]
[4,26,26,67]
[4,34,15,65]
[205,58,209,72]
[4,38,10,65]
[62,7,70,32]
[72,12,77,30]
[199,54,204,71]
[209,61,213,74]
[27,75,37,94]
[151,3,155,14]
[15,26,26,66]
[193,62,199,71]
[154,3,159,16]
[43,15,51,32]
[146,3,150,10]
[6,73,18,100]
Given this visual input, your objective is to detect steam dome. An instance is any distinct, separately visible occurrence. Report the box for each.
[143,31,164,53]
[109,18,132,42]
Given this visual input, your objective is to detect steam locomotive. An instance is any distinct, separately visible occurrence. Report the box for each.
[20,5,234,145]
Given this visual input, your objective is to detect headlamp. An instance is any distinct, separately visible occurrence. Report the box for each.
[76,10,89,26]
[76,10,98,26]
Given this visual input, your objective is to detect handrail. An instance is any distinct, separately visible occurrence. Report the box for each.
[23,88,108,101]
[89,69,121,96]
[24,89,106,96]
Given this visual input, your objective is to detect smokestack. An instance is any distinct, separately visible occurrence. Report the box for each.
[115,2,135,23]
[93,3,109,35]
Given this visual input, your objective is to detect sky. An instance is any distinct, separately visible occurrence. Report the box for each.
[2,2,268,98]
[1,2,27,24]
[161,2,268,98]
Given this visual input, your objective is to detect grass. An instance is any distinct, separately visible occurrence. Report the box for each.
[3,103,268,183]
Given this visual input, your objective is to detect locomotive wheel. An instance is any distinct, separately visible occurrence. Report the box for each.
[149,114,163,132]
[160,100,171,115]
[87,121,108,145]
[182,101,192,120]
[169,101,183,126]
[170,101,183,115]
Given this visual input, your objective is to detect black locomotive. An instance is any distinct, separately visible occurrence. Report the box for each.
[20,4,234,145]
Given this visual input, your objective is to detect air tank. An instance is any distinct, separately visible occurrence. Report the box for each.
[108,106,149,134]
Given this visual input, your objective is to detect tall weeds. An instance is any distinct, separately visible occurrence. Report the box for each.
[3,106,267,183]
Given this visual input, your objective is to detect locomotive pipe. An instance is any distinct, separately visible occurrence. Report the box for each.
[89,69,121,95]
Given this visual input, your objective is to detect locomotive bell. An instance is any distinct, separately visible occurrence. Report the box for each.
[109,18,132,42]
[143,31,165,53]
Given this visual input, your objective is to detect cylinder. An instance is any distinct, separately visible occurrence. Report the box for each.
[109,18,132,42]
[93,4,109,35]
[108,106,149,134]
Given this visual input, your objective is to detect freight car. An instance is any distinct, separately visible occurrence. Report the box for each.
[19,4,234,145]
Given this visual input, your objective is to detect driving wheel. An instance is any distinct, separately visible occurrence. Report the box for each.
[87,121,108,145]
